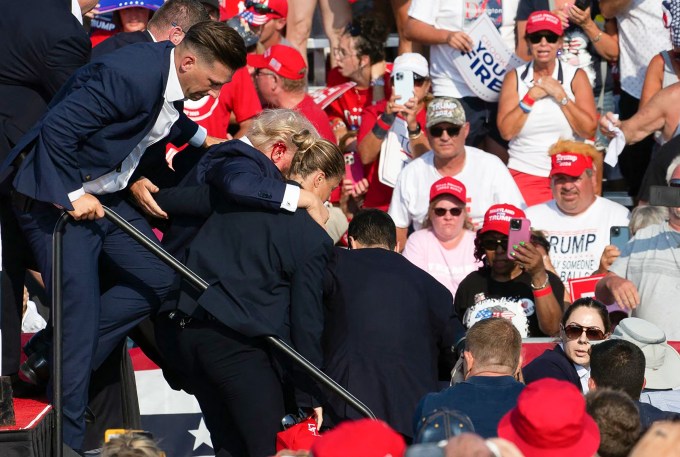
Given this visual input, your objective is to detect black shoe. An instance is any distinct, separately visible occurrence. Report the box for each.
[23,330,51,357]
[84,407,95,424]
[20,352,50,386]
[10,374,45,398]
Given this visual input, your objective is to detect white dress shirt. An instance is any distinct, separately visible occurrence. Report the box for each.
[68,49,207,201]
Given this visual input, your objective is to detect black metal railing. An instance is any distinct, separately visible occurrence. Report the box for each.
[52,207,376,455]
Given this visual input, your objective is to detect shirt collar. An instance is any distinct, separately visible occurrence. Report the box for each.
[166,49,185,103]
[71,0,83,24]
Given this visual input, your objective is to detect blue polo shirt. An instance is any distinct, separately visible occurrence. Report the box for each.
[414,375,524,439]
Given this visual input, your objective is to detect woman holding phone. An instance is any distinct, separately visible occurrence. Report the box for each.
[454,204,564,337]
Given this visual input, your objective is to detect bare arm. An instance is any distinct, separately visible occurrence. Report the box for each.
[640,54,665,107]
[233,118,253,139]
[563,69,598,138]
[396,227,408,253]
[619,85,677,143]
[595,271,640,310]
[515,20,530,61]
[404,17,473,52]
[496,70,549,140]
[569,8,619,61]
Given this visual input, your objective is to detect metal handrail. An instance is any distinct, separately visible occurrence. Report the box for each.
[51,208,375,453]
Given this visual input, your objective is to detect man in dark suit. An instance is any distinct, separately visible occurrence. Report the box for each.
[321,209,465,441]
[0,0,94,383]
[154,115,332,455]
[91,0,208,59]
[0,21,246,451]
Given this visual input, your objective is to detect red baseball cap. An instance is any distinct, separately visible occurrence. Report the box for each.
[479,204,526,236]
[549,153,593,178]
[247,45,306,80]
[239,0,287,25]
[429,177,466,204]
[310,419,405,457]
[526,11,564,36]
[498,378,600,457]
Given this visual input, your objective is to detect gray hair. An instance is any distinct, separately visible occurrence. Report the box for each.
[629,205,668,235]
[666,155,680,184]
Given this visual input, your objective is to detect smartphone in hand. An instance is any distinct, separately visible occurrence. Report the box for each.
[610,226,630,251]
[344,152,364,185]
[393,70,414,104]
[507,217,532,258]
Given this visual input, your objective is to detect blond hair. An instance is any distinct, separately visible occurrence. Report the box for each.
[101,434,164,457]
[289,138,344,181]
[247,109,319,153]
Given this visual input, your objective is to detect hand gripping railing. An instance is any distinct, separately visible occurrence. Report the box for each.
[52,207,376,453]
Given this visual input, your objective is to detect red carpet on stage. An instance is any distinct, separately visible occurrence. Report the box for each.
[0,398,51,432]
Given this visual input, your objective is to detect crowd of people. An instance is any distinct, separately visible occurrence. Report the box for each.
[1,0,680,456]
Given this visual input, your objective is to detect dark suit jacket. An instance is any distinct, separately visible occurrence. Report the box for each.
[166,192,332,406]
[89,29,200,187]
[1,42,198,210]
[0,0,90,162]
[156,139,288,258]
[522,345,582,391]
[91,30,152,60]
[321,247,463,437]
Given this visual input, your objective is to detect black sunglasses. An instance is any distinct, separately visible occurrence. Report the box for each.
[245,0,280,15]
[429,125,461,138]
[392,75,429,87]
[562,324,607,341]
[481,238,508,252]
[527,32,560,44]
[433,207,463,217]
[670,178,680,188]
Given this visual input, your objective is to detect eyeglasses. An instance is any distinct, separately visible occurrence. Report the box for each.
[670,178,680,188]
[429,125,462,138]
[562,324,607,341]
[527,32,560,44]
[481,238,508,251]
[245,0,280,15]
[433,207,463,217]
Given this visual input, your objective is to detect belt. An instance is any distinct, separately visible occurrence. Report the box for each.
[168,309,217,328]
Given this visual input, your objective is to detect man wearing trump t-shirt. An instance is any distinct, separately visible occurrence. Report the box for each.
[526,140,629,281]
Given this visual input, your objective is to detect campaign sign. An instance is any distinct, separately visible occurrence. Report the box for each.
[452,15,524,102]
[568,274,605,301]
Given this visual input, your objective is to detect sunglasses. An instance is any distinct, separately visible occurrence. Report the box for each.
[392,75,429,87]
[670,178,680,188]
[562,323,607,341]
[481,238,508,251]
[527,32,560,44]
[429,125,462,138]
[433,207,463,217]
[245,0,280,15]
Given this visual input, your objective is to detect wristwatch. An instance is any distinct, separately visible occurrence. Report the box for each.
[559,96,569,106]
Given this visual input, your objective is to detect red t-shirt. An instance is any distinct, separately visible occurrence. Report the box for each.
[181,66,261,137]
[324,67,392,131]
[295,94,336,144]
[357,100,428,211]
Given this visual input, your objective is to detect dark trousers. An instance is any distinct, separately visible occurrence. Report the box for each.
[0,195,36,375]
[618,90,654,198]
[155,313,285,457]
[13,193,175,450]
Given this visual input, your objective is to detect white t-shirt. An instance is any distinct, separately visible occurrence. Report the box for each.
[408,0,519,98]
[388,147,526,230]
[609,222,680,340]
[616,0,671,99]
[526,197,630,281]
[507,60,579,177]
[403,229,482,299]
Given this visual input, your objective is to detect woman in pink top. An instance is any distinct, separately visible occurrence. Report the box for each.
[402,177,481,299]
